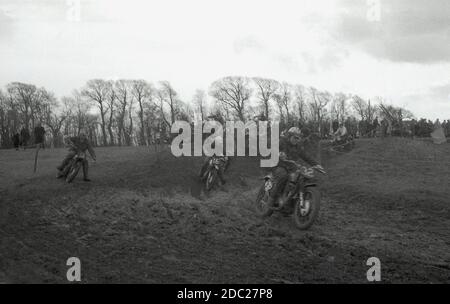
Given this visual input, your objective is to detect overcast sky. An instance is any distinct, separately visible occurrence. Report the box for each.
[0,0,449,119]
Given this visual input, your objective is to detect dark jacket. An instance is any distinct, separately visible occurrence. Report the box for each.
[34,126,46,144]
[278,135,318,169]
[12,133,20,146]
[66,136,96,159]
[20,128,30,140]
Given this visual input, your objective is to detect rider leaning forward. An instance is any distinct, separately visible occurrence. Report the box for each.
[267,127,324,209]
[57,133,96,181]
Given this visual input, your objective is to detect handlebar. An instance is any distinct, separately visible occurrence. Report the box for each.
[281,159,326,175]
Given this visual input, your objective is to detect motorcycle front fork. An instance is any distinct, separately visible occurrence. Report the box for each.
[279,182,303,209]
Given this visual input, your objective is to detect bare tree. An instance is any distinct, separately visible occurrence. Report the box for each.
[209,76,252,121]
[132,80,154,145]
[253,77,280,121]
[126,92,135,146]
[45,98,71,147]
[115,79,133,146]
[192,89,207,121]
[309,87,331,136]
[273,82,293,126]
[352,95,376,122]
[331,92,349,123]
[155,89,171,128]
[81,79,110,146]
[351,95,367,120]
[293,84,307,124]
[105,82,116,146]
[158,81,179,126]
[6,82,54,130]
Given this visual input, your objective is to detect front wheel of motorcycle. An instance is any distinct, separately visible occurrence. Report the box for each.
[255,183,273,217]
[66,161,82,183]
[205,170,217,192]
[294,187,321,230]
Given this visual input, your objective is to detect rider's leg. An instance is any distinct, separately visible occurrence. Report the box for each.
[218,166,226,185]
[267,166,288,208]
[199,157,210,179]
[57,150,77,171]
[82,159,90,181]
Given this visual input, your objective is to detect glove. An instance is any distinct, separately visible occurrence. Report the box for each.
[312,164,326,174]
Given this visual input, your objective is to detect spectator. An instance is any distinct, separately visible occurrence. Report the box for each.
[34,122,46,149]
[372,117,379,137]
[20,126,30,149]
[12,132,20,150]
[332,120,339,133]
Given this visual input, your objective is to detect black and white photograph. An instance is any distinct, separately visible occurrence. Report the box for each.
[0,0,449,287]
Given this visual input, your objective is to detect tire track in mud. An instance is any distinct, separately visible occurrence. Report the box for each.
[1,141,449,283]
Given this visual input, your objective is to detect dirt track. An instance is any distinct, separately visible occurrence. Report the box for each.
[0,138,449,283]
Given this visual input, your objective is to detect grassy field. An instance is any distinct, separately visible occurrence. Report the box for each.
[0,138,449,283]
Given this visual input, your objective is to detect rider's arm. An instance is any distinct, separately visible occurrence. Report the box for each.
[65,136,76,149]
[297,146,319,166]
[87,143,96,160]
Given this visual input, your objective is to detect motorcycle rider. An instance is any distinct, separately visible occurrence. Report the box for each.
[57,133,96,181]
[267,127,324,209]
[333,122,348,143]
[199,135,228,185]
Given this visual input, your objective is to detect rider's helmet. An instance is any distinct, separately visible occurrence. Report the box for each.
[288,127,302,136]
[287,127,302,145]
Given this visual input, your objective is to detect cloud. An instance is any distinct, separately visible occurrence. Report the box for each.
[0,9,14,40]
[334,0,450,63]
[233,36,265,54]
[399,82,450,119]
[424,83,450,104]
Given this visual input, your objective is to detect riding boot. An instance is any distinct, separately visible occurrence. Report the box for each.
[57,150,77,171]
[267,196,279,209]
[82,159,91,181]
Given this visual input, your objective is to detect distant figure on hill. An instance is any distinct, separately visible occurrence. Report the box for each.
[12,132,20,150]
[372,117,379,137]
[20,126,30,149]
[332,120,339,133]
[34,122,46,149]
[431,120,447,145]
[334,122,348,142]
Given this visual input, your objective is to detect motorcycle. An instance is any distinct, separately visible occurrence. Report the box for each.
[255,161,326,230]
[59,152,87,183]
[331,133,355,152]
[199,156,229,191]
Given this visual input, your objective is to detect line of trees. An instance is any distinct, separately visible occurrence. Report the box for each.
[0,76,426,149]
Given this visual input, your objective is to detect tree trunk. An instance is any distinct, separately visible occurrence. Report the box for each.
[99,103,108,146]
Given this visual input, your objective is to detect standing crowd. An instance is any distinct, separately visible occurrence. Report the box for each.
[11,123,46,150]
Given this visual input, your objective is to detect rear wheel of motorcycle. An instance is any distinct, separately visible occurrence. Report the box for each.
[294,187,320,230]
[66,161,82,183]
[205,170,217,191]
[255,184,273,217]
[59,165,71,179]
